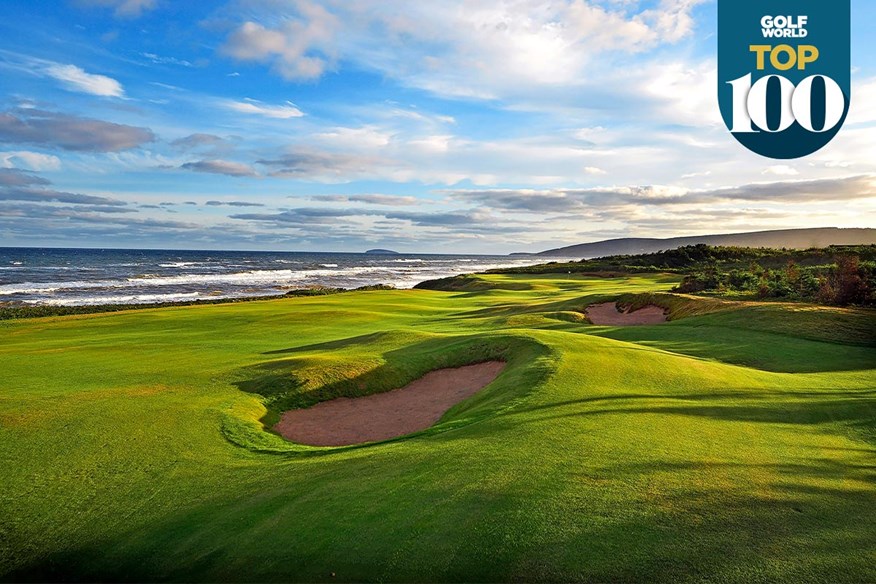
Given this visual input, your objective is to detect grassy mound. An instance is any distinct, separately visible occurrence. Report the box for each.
[414,274,533,292]
[613,292,733,320]
[225,331,555,453]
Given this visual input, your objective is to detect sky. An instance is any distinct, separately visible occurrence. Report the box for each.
[0,0,874,254]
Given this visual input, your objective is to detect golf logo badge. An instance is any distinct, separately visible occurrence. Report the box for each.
[718,1,851,159]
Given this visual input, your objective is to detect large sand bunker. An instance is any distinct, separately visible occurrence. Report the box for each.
[275,361,506,446]
[586,302,668,326]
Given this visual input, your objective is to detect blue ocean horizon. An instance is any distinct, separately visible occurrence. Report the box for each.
[0,247,556,306]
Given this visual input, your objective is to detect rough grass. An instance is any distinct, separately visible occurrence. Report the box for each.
[1,273,874,582]
[615,291,734,319]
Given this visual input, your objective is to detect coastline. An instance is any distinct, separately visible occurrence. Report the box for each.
[0,284,398,320]
[0,248,569,307]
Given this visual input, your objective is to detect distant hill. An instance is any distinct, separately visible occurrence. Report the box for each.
[364,249,400,255]
[534,228,876,258]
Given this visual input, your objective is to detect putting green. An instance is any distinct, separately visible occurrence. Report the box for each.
[1,272,874,582]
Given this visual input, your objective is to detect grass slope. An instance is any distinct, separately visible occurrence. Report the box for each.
[1,273,874,582]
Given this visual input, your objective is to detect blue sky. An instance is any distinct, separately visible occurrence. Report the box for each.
[0,0,874,253]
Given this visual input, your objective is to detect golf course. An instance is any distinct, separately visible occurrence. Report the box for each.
[1,271,874,582]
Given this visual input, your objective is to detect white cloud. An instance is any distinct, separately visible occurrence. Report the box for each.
[846,77,876,125]
[0,151,62,171]
[225,99,304,119]
[763,165,799,176]
[141,52,193,67]
[222,2,338,81]
[77,0,156,18]
[180,160,257,177]
[44,64,124,97]
[639,0,702,43]
[311,194,420,206]
[312,126,392,149]
[574,127,607,142]
[220,0,706,97]
[642,60,720,127]
[408,135,453,153]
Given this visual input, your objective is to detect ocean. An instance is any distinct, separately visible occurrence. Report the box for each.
[0,248,559,306]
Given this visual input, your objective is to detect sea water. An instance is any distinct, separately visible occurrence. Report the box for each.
[0,248,559,306]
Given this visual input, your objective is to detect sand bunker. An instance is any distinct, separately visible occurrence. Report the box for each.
[586,302,668,326]
[275,361,506,446]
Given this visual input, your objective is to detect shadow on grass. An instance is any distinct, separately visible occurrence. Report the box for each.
[590,325,876,373]
[512,389,876,413]
[495,391,876,448]
[6,446,874,583]
[261,331,390,355]
[440,293,609,321]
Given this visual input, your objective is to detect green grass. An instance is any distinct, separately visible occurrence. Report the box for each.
[1,273,874,582]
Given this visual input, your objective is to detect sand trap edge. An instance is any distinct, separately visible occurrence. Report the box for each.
[585,302,668,326]
[274,361,506,447]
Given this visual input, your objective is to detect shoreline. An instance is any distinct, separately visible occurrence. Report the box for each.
[1,249,572,308]
[0,284,399,320]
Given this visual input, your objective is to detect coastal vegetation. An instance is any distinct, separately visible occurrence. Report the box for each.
[490,244,876,306]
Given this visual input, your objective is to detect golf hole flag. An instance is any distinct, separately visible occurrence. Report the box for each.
[718,1,851,159]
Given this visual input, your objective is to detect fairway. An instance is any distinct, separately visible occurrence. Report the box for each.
[1,273,874,582]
